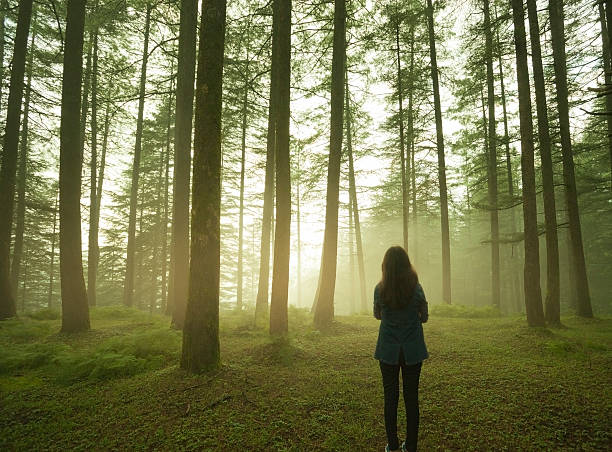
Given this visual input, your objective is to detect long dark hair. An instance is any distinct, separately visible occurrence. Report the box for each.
[379,246,418,309]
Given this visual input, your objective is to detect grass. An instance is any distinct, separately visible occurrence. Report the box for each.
[0,307,611,451]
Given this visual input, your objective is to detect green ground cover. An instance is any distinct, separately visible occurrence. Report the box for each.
[1,306,610,451]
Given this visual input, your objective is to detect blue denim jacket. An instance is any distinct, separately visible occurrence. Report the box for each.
[373,283,429,365]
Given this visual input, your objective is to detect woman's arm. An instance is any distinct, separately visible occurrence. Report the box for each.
[373,286,382,320]
[416,285,429,323]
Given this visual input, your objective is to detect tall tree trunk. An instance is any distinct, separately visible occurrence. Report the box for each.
[48,192,59,308]
[407,24,415,224]
[79,38,92,162]
[527,0,560,324]
[395,19,408,252]
[483,0,500,309]
[92,91,110,300]
[599,3,612,190]
[161,72,174,314]
[0,0,6,113]
[510,0,544,327]
[123,4,151,307]
[11,14,36,297]
[87,30,99,307]
[237,54,250,311]
[296,146,302,308]
[426,0,451,304]
[151,148,164,312]
[269,0,292,335]
[313,0,345,329]
[170,0,198,327]
[0,0,33,320]
[255,7,279,324]
[60,0,90,333]
[181,0,227,373]
[548,0,593,318]
[345,71,367,313]
[348,186,355,313]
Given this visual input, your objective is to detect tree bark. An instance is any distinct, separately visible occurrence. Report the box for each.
[87,30,99,307]
[510,0,544,327]
[0,0,6,113]
[313,0,345,329]
[548,0,592,318]
[161,71,174,314]
[396,19,409,252]
[79,37,92,162]
[345,71,367,313]
[269,0,292,335]
[123,4,151,307]
[426,0,451,304]
[296,146,302,308]
[255,6,279,324]
[0,0,33,320]
[598,3,612,190]
[171,0,198,327]
[483,0,500,309]
[60,0,90,333]
[237,45,250,311]
[11,13,37,298]
[48,192,59,308]
[181,0,227,373]
[527,0,560,324]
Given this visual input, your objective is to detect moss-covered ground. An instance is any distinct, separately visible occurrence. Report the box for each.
[1,306,610,451]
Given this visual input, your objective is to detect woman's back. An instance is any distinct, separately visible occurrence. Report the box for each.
[374,282,429,366]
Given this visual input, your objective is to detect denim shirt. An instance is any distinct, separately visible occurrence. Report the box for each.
[373,283,429,365]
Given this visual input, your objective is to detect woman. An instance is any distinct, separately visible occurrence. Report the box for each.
[374,246,429,452]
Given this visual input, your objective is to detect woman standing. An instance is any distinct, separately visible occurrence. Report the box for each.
[374,246,429,452]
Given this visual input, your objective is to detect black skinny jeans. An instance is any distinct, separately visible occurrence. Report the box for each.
[379,351,422,452]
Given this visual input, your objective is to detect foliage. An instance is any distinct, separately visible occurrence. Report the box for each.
[1,312,610,450]
[429,303,501,318]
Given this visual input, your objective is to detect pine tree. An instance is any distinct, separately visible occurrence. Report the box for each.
[59,0,90,333]
[0,0,34,320]
[181,0,227,373]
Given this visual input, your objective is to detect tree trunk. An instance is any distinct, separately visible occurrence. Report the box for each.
[237,53,250,311]
[10,14,36,298]
[79,37,92,162]
[0,0,6,112]
[345,71,367,313]
[548,0,593,318]
[48,193,59,308]
[348,185,355,313]
[123,4,151,307]
[407,24,416,236]
[313,0,345,329]
[296,147,302,308]
[255,6,279,324]
[269,0,292,335]
[87,30,99,307]
[510,0,544,327]
[60,0,90,333]
[426,0,451,304]
[599,3,612,190]
[171,0,198,328]
[483,0,500,309]
[161,72,174,314]
[396,20,408,252]
[151,148,164,312]
[527,0,560,324]
[0,0,33,320]
[181,0,227,373]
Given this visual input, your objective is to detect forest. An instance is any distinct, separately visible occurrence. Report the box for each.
[0,0,611,450]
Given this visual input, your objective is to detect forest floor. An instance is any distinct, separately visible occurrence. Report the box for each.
[0,306,611,451]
